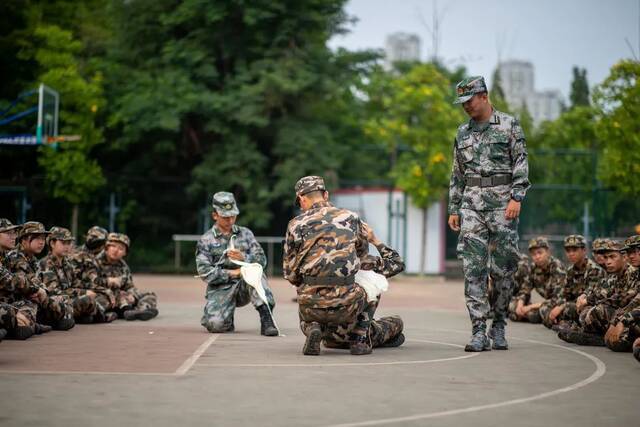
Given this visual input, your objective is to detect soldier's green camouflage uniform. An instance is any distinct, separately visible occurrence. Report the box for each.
[513,253,531,296]
[38,227,97,320]
[579,241,638,335]
[284,176,372,345]
[449,90,531,333]
[5,222,75,329]
[96,233,158,316]
[323,240,405,349]
[196,223,275,332]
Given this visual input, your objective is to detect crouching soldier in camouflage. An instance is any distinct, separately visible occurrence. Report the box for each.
[322,222,406,350]
[284,176,375,356]
[508,237,566,325]
[69,226,118,322]
[546,235,605,331]
[38,227,99,323]
[604,236,640,358]
[560,240,638,346]
[97,233,158,321]
[196,192,277,336]
[0,219,37,339]
[448,76,530,352]
[6,222,75,331]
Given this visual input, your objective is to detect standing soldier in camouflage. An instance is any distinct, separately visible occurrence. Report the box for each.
[509,237,566,325]
[560,240,638,346]
[322,222,406,350]
[448,76,530,352]
[284,176,375,356]
[603,235,640,357]
[196,192,277,336]
[38,227,98,323]
[546,235,605,330]
[0,219,36,339]
[6,222,75,330]
[69,226,118,322]
[97,233,159,321]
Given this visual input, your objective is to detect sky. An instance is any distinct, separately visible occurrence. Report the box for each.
[328,0,640,100]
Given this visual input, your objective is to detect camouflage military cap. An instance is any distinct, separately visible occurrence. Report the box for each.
[0,218,20,233]
[453,76,488,104]
[528,236,550,250]
[212,192,239,217]
[18,221,50,238]
[600,239,624,253]
[563,234,586,248]
[623,235,640,250]
[85,226,108,244]
[592,238,610,253]
[47,226,74,243]
[106,232,130,249]
[295,176,326,197]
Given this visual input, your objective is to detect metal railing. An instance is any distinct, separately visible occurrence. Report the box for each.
[172,234,284,276]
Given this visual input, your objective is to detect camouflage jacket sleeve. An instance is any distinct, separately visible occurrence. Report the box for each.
[282,220,302,286]
[119,261,134,291]
[547,262,567,303]
[447,137,465,215]
[584,276,609,305]
[0,264,30,294]
[195,236,231,286]
[516,274,534,303]
[241,228,267,268]
[37,258,62,294]
[364,242,405,278]
[617,292,640,325]
[7,254,43,296]
[509,119,531,200]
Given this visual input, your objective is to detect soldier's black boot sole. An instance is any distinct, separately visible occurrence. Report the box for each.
[303,327,322,356]
[13,326,34,340]
[0,328,6,341]
[381,333,405,348]
[633,346,640,363]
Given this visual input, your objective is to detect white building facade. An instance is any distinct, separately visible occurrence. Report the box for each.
[384,33,421,67]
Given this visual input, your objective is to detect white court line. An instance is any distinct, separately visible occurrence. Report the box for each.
[325,334,607,427]
[194,338,479,368]
[174,334,220,376]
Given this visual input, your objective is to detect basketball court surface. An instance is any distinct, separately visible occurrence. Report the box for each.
[0,275,637,426]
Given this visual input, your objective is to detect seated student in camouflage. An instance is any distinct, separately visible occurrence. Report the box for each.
[603,236,640,358]
[0,219,37,340]
[196,192,277,336]
[69,226,118,322]
[545,235,605,330]
[96,233,158,321]
[37,227,100,323]
[509,237,566,324]
[560,239,638,346]
[322,222,405,350]
[591,238,610,272]
[6,222,75,331]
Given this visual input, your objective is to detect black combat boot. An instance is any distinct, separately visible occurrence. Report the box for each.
[124,309,155,321]
[558,328,604,346]
[257,305,278,336]
[76,315,94,324]
[303,323,322,356]
[465,324,491,352]
[350,335,372,355]
[0,328,6,342]
[489,324,508,350]
[13,325,34,340]
[54,316,75,331]
[381,333,405,348]
[35,323,53,334]
[633,344,640,363]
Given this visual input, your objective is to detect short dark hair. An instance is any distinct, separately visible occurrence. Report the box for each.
[303,190,326,200]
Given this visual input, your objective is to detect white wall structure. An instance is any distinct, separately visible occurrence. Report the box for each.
[333,188,445,275]
[384,32,421,68]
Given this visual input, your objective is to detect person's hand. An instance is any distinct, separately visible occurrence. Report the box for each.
[448,214,460,231]
[107,277,121,289]
[85,290,97,299]
[30,288,47,304]
[505,199,521,220]
[16,312,30,327]
[228,269,242,279]
[515,301,527,318]
[549,305,564,323]
[604,322,624,347]
[227,249,245,261]
[576,294,588,312]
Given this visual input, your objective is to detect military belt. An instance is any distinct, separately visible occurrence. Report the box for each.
[465,174,512,188]
[302,276,355,286]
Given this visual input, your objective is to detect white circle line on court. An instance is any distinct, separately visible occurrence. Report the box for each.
[193,339,479,368]
[324,332,607,427]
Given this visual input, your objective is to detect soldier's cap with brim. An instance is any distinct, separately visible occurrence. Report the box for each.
[623,235,640,250]
[528,236,550,251]
[563,234,586,248]
[600,239,624,253]
[47,226,75,244]
[85,226,108,244]
[18,221,50,239]
[106,232,130,250]
[592,238,611,254]
[0,218,21,233]
[294,176,326,207]
[453,76,488,104]
[211,191,240,217]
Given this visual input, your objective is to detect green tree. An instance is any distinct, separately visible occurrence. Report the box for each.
[570,66,590,108]
[593,60,640,196]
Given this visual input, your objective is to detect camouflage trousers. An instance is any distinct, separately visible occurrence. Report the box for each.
[12,300,37,329]
[0,302,17,331]
[115,288,158,312]
[560,301,580,323]
[605,320,640,352]
[579,303,617,335]
[201,277,275,333]
[298,283,368,340]
[60,293,97,318]
[37,295,75,327]
[458,208,519,331]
